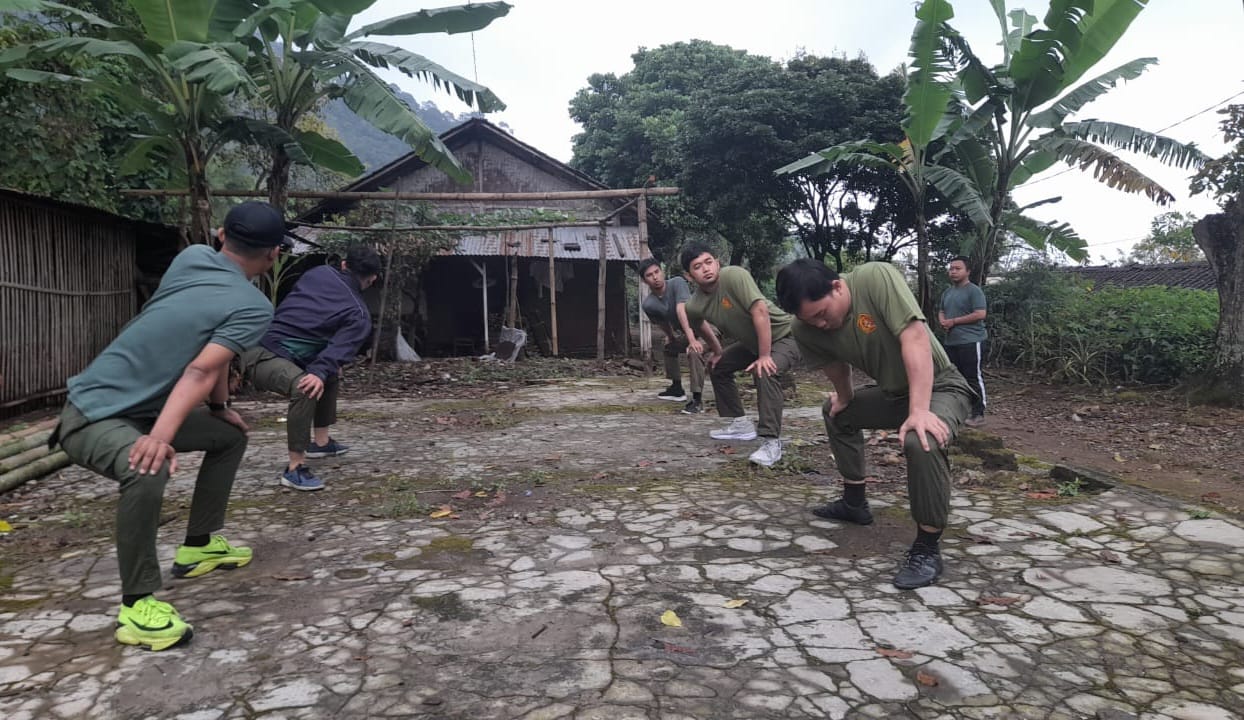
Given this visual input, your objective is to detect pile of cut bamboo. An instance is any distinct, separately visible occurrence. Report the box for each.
[0,419,69,494]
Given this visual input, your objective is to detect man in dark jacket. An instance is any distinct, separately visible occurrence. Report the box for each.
[242,245,382,491]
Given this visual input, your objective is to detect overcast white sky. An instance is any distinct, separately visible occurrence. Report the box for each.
[359,0,1243,263]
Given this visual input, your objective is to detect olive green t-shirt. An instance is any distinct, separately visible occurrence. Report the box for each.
[792,262,953,394]
[685,266,791,354]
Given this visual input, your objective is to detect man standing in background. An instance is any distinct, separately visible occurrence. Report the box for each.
[939,256,988,427]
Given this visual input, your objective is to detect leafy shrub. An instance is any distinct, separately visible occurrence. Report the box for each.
[987,262,1217,385]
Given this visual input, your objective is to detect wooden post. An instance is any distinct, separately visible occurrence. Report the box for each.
[470,260,489,352]
[597,222,607,359]
[637,193,652,362]
[548,228,558,356]
[507,237,519,328]
[370,197,399,365]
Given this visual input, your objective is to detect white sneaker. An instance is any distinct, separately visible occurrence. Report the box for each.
[710,417,757,441]
[749,438,783,467]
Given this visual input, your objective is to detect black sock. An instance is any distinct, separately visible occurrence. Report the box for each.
[122,593,150,607]
[669,383,683,392]
[183,534,210,547]
[843,482,867,507]
[914,528,943,552]
[692,392,702,402]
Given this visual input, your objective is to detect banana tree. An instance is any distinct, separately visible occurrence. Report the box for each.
[933,0,1209,280]
[777,0,978,310]
[0,0,307,243]
[218,0,510,210]
[781,0,1209,286]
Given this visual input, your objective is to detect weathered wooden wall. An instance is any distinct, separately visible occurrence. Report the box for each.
[0,192,138,416]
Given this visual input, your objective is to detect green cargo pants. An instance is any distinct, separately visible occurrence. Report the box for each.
[56,403,248,596]
[822,370,973,529]
[711,336,802,438]
[240,348,338,452]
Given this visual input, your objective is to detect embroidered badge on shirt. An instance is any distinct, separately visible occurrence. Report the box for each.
[721,297,733,310]
[857,313,877,334]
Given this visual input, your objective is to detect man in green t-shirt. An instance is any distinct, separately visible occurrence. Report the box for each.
[775,258,973,589]
[54,201,289,650]
[680,243,801,467]
[938,256,988,426]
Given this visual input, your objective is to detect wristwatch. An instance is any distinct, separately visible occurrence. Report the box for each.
[208,402,228,412]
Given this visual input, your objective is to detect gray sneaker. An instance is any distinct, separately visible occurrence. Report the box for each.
[710,417,757,441]
[749,438,783,467]
[681,399,703,415]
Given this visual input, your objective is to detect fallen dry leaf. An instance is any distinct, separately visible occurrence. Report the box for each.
[1099,550,1122,564]
[474,491,488,497]
[915,670,939,687]
[662,642,696,654]
[543,454,562,462]
[977,595,1021,607]
[429,507,453,519]
[1025,491,1058,500]
[660,610,683,628]
[451,489,472,500]
[723,599,749,609]
[272,572,311,581]
[1113,453,1127,463]
[0,520,11,533]
[638,460,654,468]
[877,647,913,659]
[718,445,737,455]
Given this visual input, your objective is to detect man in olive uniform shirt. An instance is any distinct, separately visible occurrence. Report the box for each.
[680,243,801,467]
[775,258,973,589]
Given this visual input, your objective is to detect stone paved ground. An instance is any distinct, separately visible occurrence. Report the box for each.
[1,375,1243,719]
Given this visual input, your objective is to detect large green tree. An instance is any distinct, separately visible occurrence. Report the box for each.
[1119,211,1202,264]
[570,41,928,276]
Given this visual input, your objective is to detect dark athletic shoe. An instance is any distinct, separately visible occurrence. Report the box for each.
[657,385,687,402]
[305,437,349,458]
[810,498,874,526]
[681,399,703,415]
[893,548,943,589]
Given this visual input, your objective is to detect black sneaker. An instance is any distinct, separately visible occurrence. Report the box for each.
[681,399,703,414]
[810,498,874,525]
[893,548,943,589]
[657,385,687,402]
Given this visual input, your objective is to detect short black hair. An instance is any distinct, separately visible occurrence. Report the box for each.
[222,235,275,260]
[680,242,716,272]
[638,258,661,277]
[950,255,971,267]
[346,245,383,278]
[775,258,841,314]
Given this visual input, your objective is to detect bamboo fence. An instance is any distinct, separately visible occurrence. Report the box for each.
[0,193,137,414]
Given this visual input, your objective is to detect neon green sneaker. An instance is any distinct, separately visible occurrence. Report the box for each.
[171,535,253,578]
[115,596,193,651]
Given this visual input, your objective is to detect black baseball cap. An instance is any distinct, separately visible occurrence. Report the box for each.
[223,201,299,249]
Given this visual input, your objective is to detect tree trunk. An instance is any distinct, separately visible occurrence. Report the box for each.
[267,148,292,212]
[1191,202,1244,407]
[185,142,214,245]
[915,212,933,318]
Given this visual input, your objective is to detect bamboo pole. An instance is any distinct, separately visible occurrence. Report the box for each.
[0,450,69,495]
[506,238,519,328]
[547,229,558,357]
[637,194,652,362]
[597,222,607,359]
[0,445,51,474]
[370,197,399,366]
[0,430,52,461]
[292,221,608,232]
[0,419,56,445]
[122,188,681,201]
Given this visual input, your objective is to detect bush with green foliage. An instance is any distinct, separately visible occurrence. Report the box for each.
[987,262,1217,385]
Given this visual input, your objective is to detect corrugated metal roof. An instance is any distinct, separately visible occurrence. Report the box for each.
[450,227,642,261]
[1061,262,1216,291]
